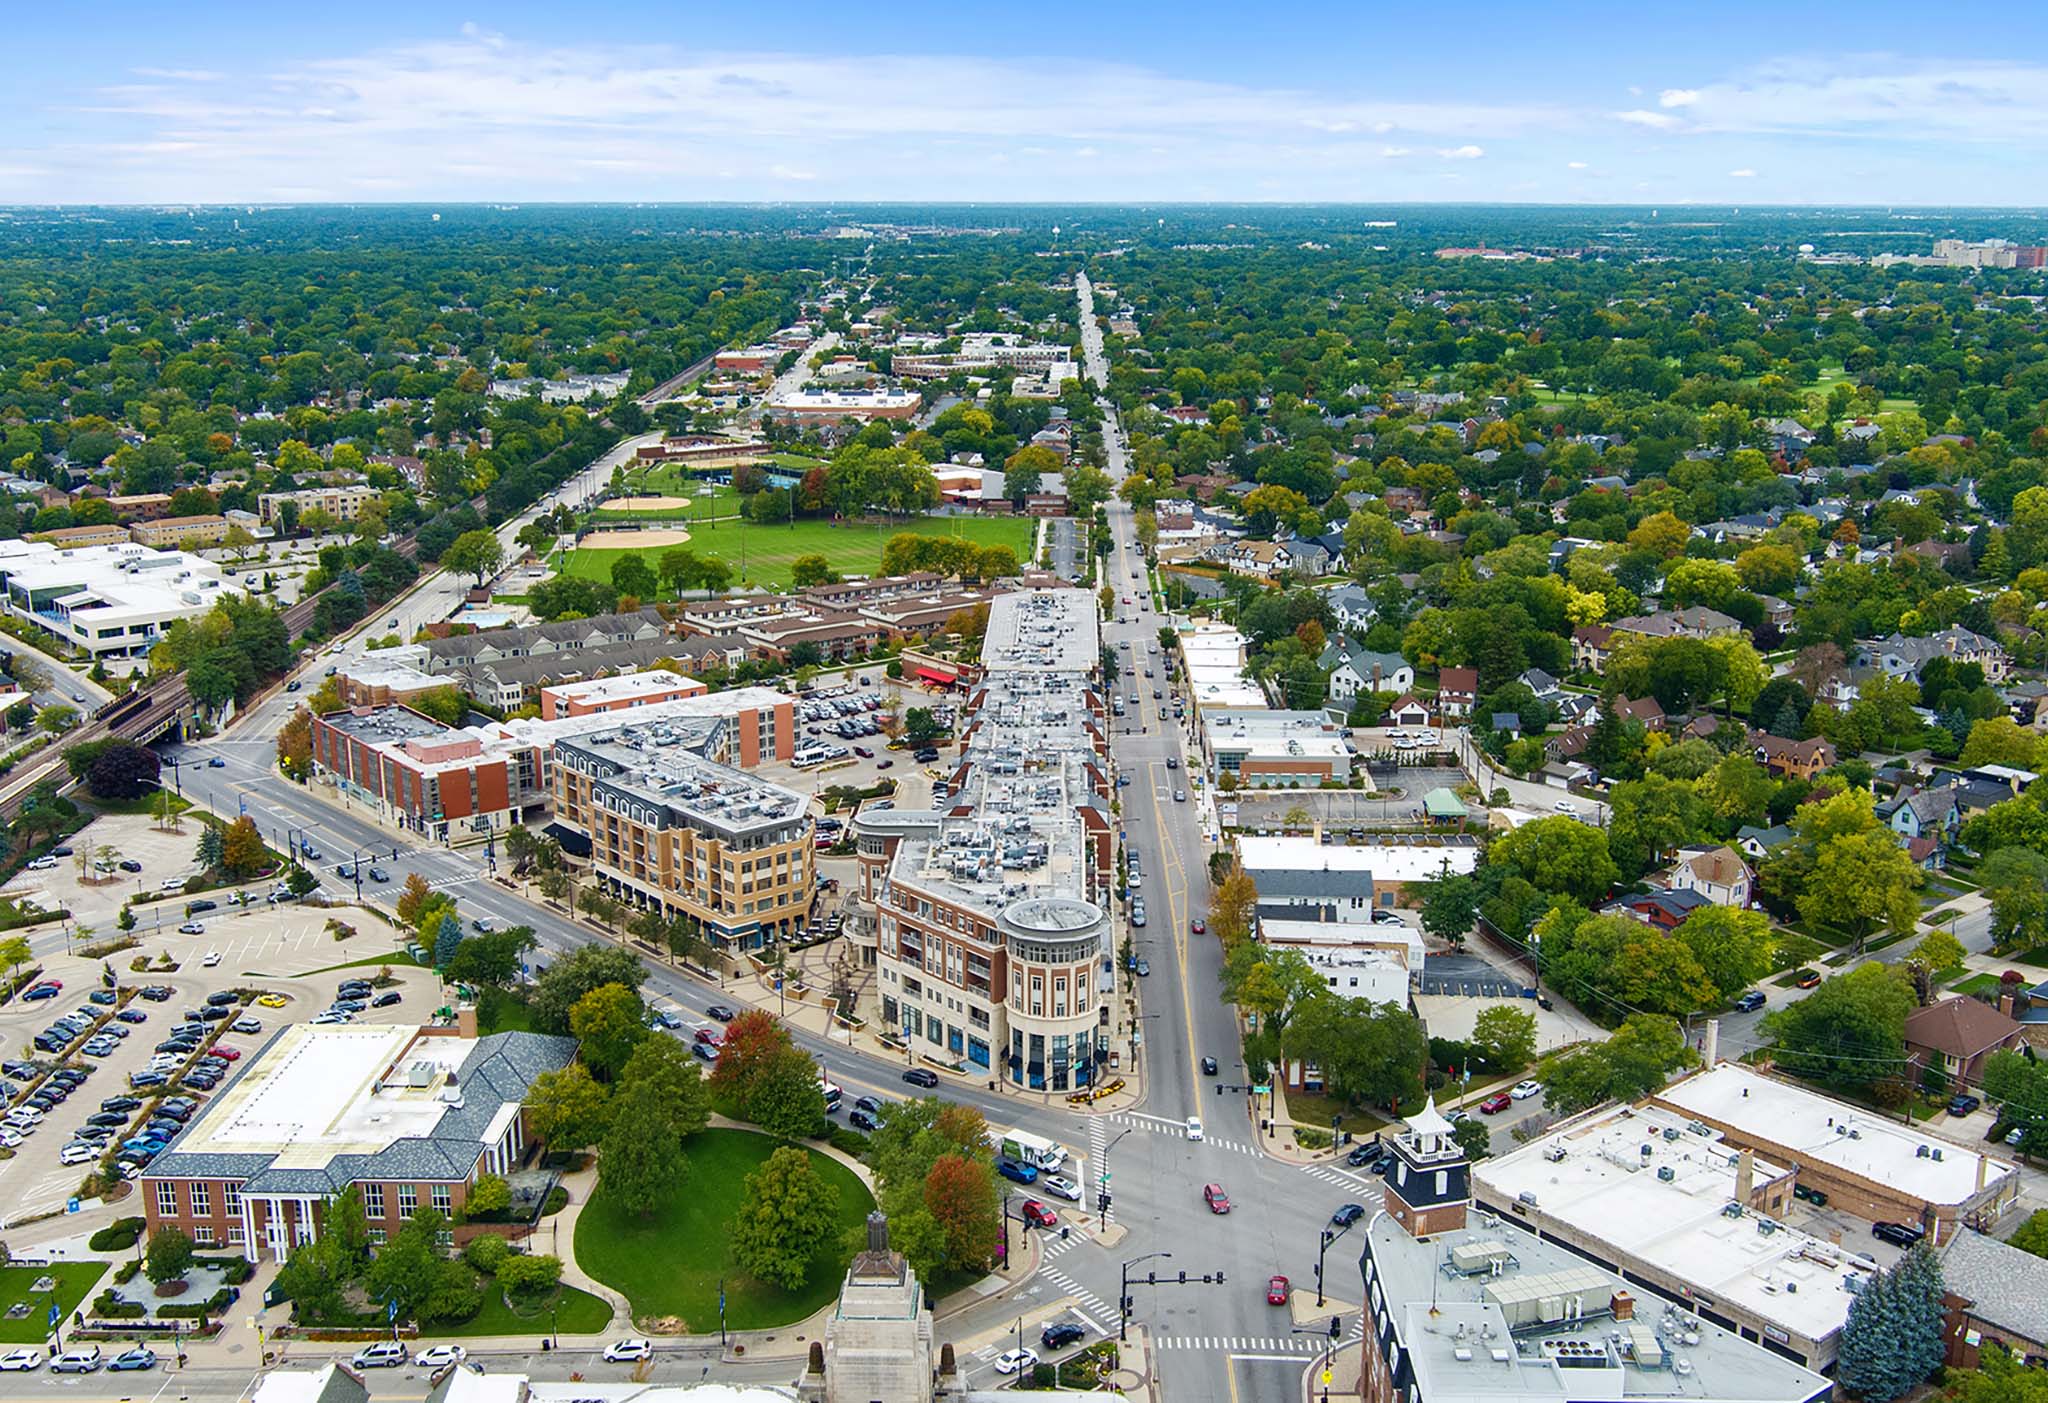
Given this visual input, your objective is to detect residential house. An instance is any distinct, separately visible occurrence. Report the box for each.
[1323,583,1379,633]
[1571,624,1615,674]
[1610,607,1742,644]
[1226,540,1302,578]
[1605,888,1712,930]
[1905,997,2026,1088]
[1320,640,1414,702]
[1667,845,1754,908]
[1734,824,1794,862]
[1751,732,1837,781]
[1764,417,1815,460]
[1436,667,1477,718]
[1863,627,2009,684]
[1883,787,1961,844]
[1906,539,1973,574]
[1517,668,1562,704]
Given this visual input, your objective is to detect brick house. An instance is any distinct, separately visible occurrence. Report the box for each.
[1906,997,2027,1089]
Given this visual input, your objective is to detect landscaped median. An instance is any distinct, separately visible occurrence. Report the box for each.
[574,1127,875,1333]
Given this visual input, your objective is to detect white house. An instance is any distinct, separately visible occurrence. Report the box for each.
[1320,639,1414,701]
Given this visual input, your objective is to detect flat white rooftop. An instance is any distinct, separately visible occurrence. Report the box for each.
[180,1023,463,1167]
[1654,1063,2014,1208]
[1260,918,1424,966]
[542,669,706,704]
[1474,1102,1875,1346]
[1236,834,1479,884]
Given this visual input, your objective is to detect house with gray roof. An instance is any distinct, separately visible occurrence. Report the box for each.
[1939,1228,2048,1369]
[142,1023,576,1260]
[1319,638,1414,701]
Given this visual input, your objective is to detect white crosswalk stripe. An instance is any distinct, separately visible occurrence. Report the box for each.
[1040,1265,1115,1328]
[1156,1336,1323,1353]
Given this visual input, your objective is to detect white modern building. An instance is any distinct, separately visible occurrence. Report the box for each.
[0,538,243,658]
[1201,708,1352,786]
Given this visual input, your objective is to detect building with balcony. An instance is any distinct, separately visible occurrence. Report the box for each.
[257,485,384,524]
[552,724,815,950]
[858,588,1114,1087]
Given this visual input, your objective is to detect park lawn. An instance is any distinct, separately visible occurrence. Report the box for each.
[574,1128,875,1331]
[437,1282,612,1338]
[88,792,194,818]
[256,949,423,979]
[0,1262,106,1343]
[477,987,536,1035]
[560,515,1034,594]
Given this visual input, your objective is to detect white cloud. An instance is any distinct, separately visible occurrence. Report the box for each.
[130,67,223,83]
[1381,146,1412,158]
[1659,88,1701,108]
[1615,110,1682,129]
[1567,160,1588,169]
[1728,168,1756,177]
[768,164,816,181]
[1439,144,1485,160]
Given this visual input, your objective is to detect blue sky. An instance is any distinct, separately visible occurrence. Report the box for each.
[7,1,2048,205]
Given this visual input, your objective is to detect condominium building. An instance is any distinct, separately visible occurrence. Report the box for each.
[31,523,129,550]
[129,514,234,547]
[552,724,815,950]
[140,1022,575,1261]
[856,588,1115,1087]
[257,484,384,524]
[0,539,243,658]
[537,669,709,720]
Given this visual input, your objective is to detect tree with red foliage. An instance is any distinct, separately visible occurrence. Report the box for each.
[709,1009,792,1110]
[923,1154,1000,1274]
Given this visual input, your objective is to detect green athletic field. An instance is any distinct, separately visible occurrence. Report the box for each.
[557,514,1035,593]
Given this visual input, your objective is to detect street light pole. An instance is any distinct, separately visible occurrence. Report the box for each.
[1119,1251,1172,1344]
[1099,1127,1131,1231]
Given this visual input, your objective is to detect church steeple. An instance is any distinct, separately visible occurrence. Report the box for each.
[1382,1096,1471,1239]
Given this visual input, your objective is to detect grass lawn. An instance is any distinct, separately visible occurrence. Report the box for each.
[1286,1090,1391,1138]
[477,987,536,1035]
[438,1283,612,1338]
[0,1262,105,1343]
[256,949,423,979]
[560,515,1034,594]
[575,1128,875,1331]
[1768,931,1830,974]
[88,792,194,818]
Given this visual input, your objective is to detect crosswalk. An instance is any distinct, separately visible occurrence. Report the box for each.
[1085,1118,1114,1226]
[1157,1335,1328,1354]
[1095,1110,1258,1158]
[1039,1265,1114,1334]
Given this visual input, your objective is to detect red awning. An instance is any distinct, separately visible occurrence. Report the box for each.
[915,667,958,686]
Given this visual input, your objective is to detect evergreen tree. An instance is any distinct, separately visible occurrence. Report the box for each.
[1981,529,2013,582]
[1771,698,1805,741]
[195,822,224,872]
[1586,696,1627,771]
[1837,1243,1945,1401]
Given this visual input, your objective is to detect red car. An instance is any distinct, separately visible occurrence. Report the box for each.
[1267,1275,1290,1306]
[1190,919,1205,934]
[1479,1093,1512,1115]
[694,1027,724,1047]
[1020,1199,1058,1228]
[212,1047,241,1061]
[1204,1182,1231,1214]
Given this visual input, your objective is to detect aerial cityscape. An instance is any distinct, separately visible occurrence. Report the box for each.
[3,6,2048,1403]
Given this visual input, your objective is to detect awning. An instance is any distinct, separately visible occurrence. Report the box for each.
[915,667,958,685]
[542,822,592,858]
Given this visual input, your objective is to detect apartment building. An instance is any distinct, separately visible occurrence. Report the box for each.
[537,669,709,720]
[129,514,234,547]
[857,589,1115,1088]
[257,484,384,524]
[140,1022,575,1261]
[32,523,129,550]
[551,725,815,950]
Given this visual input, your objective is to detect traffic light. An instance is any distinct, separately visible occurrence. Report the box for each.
[1177,1270,1187,1285]
[1329,1314,1342,1340]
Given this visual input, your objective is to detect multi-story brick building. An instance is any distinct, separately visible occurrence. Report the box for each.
[140,1022,574,1261]
[257,484,384,524]
[552,724,815,950]
[537,668,709,720]
[856,588,1115,1088]
[129,514,234,547]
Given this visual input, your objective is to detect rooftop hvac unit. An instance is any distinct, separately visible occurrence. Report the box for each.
[1662,1127,1680,1142]
[406,1060,436,1087]
[1933,1148,1944,1160]
[1917,1145,1930,1159]
[1656,1165,1675,1183]
[1545,1144,1568,1163]
[1688,1121,1709,1136]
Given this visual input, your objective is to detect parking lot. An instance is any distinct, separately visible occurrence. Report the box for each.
[2,813,211,933]
[0,904,441,1225]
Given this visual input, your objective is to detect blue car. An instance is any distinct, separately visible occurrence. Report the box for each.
[997,1158,1038,1185]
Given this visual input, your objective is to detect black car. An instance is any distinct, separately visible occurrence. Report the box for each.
[118,860,142,873]
[100,1096,141,1113]
[1201,1056,1219,1076]
[330,1000,365,1014]
[184,1073,219,1090]
[196,1006,231,1021]
[129,1072,168,1089]
[372,992,402,1008]
[848,1108,879,1131]
[368,868,391,882]
[205,991,238,1006]
[1872,1221,1926,1247]
[1331,1203,1367,1228]
[89,990,116,1005]
[1041,1322,1087,1350]
[707,1004,738,1022]
[902,1068,940,1089]
[26,1094,59,1111]
[3,1061,37,1080]
[51,1069,86,1086]
[1948,1093,1982,1116]
[187,900,217,913]
[1346,1142,1378,1167]
[86,1111,127,1128]
[138,986,173,1002]
[115,1009,147,1024]
[154,1040,191,1054]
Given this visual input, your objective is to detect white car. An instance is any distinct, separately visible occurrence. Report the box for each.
[1039,1173,1082,1202]
[604,1338,653,1363]
[414,1345,467,1369]
[26,856,58,871]
[60,1143,98,1165]
[1511,1080,1543,1100]
[202,951,221,967]
[0,1349,43,1371]
[177,922,204,935]
[0,1128,22,1149]
[995,1347,1040,1375]
[1185,1117,1204,1141]
[1552,801,1576,813]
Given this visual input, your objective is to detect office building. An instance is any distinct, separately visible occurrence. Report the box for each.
[141,1022,575,1261]
[1202,708,1352,786]
[765,387,921,423]
[0,538,243,658]
[1358,1102,1832,1403]
[857,588,1114,1087]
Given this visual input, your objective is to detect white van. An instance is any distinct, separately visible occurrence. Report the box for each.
[352,1341,406,1369]
[50,1346,102,1374]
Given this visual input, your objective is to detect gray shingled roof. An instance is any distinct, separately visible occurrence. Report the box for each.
[147,1031,576,1192]
[1941,1229,2048,1347]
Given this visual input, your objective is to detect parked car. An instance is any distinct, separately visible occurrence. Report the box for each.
[1479,1093,1512,1114]
[1949,1094,1982,1117]
[1510,1080,1543,1100]
[0,1349,44,1371]
[107,1346,157,1372]
[1734,990,1767,1012]
[177,922,204,935]
[1872,1221,1926,1247]
[413,1345,467,1369]
[50,1347,103,1373]
[603,1338,652,1363]
[352,1342,407,1369]
[1203,1182,1231,1214]
[1793,968,1822,989]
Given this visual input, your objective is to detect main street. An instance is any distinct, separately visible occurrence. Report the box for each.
[111,278,1370,1401]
